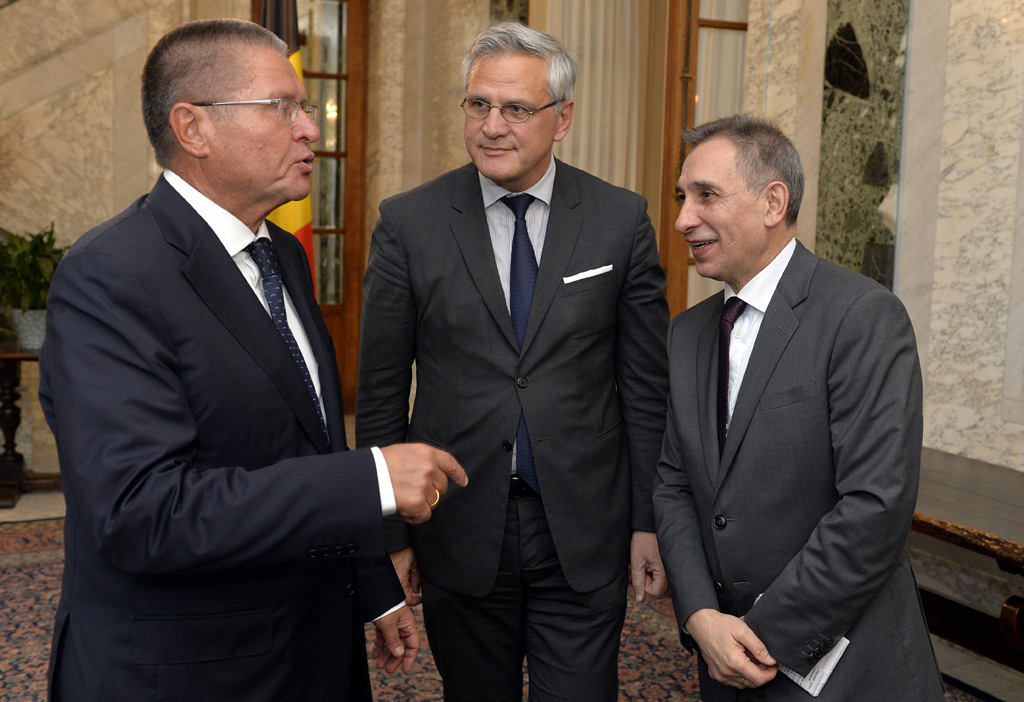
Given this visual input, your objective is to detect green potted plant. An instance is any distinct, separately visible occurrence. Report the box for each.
[0,222,66,351]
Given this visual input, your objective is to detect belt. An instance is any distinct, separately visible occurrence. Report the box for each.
[509,475,539,498]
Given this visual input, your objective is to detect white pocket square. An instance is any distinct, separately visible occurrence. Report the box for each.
[563,264,613,284]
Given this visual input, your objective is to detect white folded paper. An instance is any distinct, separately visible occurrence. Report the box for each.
[563,264,613,284]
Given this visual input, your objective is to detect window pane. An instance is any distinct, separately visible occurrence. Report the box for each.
[317,234,343,304]
[312,78,341,150]
[699,0,748,23]
[339,1,348,74]
[298,0,340,72]
[695,27,746,125]
[313,157,339,229]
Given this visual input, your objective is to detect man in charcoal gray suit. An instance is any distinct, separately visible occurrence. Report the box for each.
[653,114,944,701]
[357,20,669,702]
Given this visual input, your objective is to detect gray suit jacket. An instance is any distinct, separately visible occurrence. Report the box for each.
[357,160,668,596]
[653,242,943,701]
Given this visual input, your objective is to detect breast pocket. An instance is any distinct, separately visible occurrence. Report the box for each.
[758,381,818,411]
[561,269,616,297]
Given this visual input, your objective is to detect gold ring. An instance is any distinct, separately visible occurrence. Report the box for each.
[429,489,440,508]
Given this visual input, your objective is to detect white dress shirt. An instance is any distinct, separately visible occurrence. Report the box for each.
[162,170,397,518]
[478,156,557,475]
[723,237,797,429]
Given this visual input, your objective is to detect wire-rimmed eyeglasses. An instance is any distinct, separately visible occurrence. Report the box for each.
[461,98,557,124]
[190,98,318,123]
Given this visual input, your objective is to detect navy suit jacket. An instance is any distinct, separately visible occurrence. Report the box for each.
[39,175,403,701]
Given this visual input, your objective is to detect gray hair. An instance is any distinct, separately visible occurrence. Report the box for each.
[682,114,805,226]
[141,19,288,167]
[461,21,577,114]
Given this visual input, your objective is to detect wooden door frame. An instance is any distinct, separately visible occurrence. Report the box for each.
[252,0,368,412]
[658,0,699,319]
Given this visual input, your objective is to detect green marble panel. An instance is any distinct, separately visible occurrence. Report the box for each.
[490,0,528,25]
[816,0,908,289]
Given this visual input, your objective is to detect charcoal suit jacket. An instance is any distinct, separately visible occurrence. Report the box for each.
[653,241,944,700]
[39,175,403,701]
[356,160,669,596]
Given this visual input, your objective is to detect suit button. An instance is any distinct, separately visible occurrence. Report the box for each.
[808,652,821,663]
[306,548,321,560]
[342,542,358,555]
[714,580,725,593]
[345,582,356,597]
[713,515,728,530]
[502,440,513,451]
[823,637,834,650]
[516,377,529,388]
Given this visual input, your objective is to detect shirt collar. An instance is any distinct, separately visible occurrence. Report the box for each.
[163,169,267,256]
[725,237,797,313]
[478,155,556,209]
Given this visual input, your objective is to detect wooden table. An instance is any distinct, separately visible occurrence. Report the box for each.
[0,340,61,507]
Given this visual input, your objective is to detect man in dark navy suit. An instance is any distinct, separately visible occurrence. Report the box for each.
[40,19,465,701]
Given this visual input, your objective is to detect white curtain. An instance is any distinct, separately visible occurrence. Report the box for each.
[544,2,641,191]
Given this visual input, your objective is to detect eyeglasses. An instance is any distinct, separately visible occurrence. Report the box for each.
[461,98,557,124]
[189,98,318,123]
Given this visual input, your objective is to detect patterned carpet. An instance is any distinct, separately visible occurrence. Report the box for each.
[0,519,989,701]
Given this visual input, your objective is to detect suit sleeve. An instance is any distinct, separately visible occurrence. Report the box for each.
[615,195,670,532]
[355,199,417,551]
[40,245,391,585]
[653,318,720,649]
[743,286,923,675]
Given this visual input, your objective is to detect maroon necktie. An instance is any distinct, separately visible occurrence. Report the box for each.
[718,296,747,456]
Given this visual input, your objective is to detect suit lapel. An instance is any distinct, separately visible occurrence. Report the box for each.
[449,166,520,350]
[717,242,815,481]
[149,178,331,453]
[521,161,584,356]
[696,299,724,485]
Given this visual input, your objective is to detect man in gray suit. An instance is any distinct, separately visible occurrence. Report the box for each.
[653,115,944,700]
[357,21,669,702]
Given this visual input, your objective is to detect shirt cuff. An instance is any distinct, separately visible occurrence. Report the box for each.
[372,600,406,623]
[371,446,397,517]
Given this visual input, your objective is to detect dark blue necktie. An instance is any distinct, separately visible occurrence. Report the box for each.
[501,194,540,493]
[718,296,747,457]
[246,239,330,447]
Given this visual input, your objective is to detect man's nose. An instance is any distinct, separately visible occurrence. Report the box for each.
[294,109,320,143]
[675,197,699,232]
[481,106,510,137]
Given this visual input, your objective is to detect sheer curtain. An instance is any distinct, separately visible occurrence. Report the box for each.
[542,3,642,191]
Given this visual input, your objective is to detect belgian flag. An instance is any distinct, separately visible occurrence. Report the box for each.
[259,0,317,291]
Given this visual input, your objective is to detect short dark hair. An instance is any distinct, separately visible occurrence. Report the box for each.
[141,19,287,167]
[682,114,805,226]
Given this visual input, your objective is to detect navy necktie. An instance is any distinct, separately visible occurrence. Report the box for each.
[501,194,540,493]
[246,239,330,447]
[718,296,747,457]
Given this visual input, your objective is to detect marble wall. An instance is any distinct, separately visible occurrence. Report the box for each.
[816,0,908,287]
[749,3,1024,691]
[744,0,826,251]
[0,0,250,243]
[365,0,487,242]
[901,0,1024,472]
[748,0,1024,478]
[0,0,249,468]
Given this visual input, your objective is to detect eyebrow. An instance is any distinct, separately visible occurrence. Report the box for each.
[466,94,535,107]
[688,179,718,192]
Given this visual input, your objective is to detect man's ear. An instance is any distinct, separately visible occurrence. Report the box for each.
[168,103,210,159]
[553,100,574,143]
[764,181,789,228]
